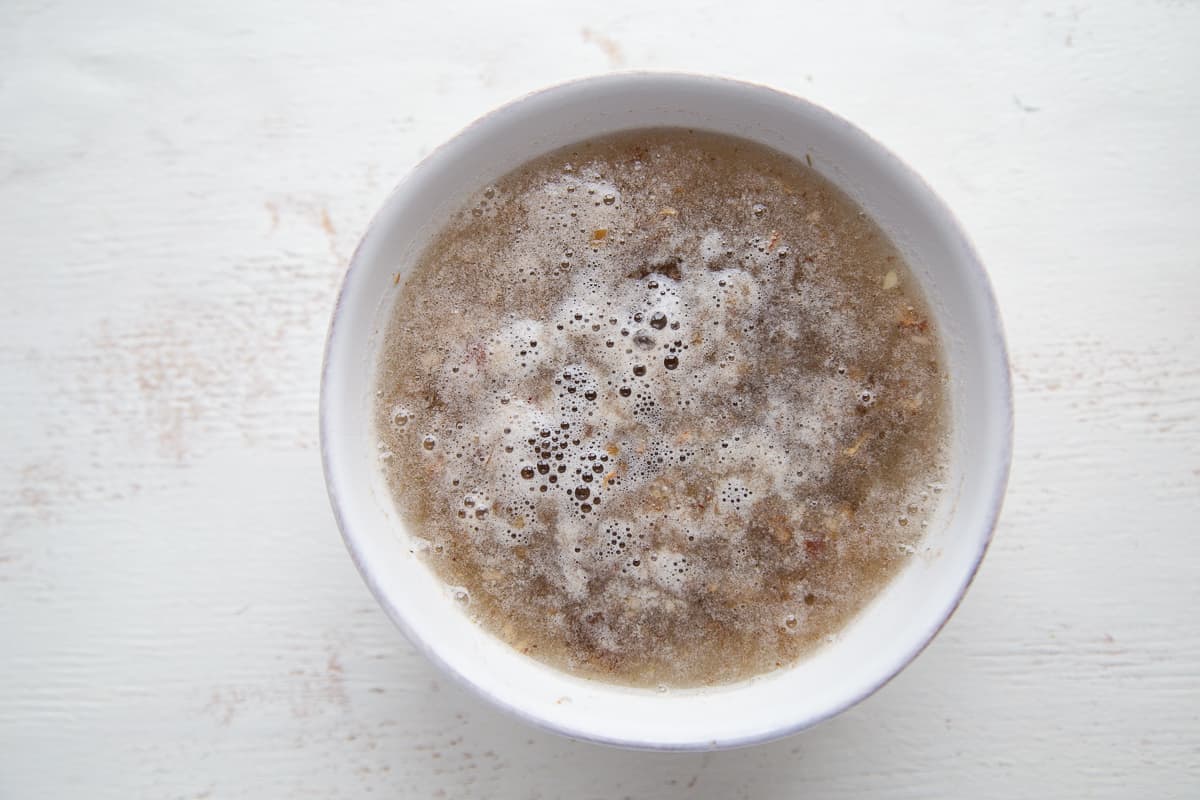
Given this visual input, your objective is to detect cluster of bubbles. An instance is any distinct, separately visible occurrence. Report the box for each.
[393,177,913,593]
[718,479,755,512]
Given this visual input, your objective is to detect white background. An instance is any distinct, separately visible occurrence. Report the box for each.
[2,1,1198,797]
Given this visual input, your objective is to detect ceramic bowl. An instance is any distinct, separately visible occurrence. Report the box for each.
[320,73,1012,750]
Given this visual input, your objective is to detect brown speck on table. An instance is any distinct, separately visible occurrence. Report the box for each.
[580,27,625,67]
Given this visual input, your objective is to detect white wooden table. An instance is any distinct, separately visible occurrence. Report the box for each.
[3,1,1198,796]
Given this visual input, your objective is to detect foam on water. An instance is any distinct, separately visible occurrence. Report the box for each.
[375,129,949,687]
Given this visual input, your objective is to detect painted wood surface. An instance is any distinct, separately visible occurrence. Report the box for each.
[2,1,1198,797]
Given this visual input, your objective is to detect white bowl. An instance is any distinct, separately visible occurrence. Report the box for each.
[320,73,1012,750]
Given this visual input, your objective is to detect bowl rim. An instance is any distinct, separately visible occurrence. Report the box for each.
[319,70,1014,750]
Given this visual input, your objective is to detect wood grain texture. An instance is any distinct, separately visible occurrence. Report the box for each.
[2,0,1198,797]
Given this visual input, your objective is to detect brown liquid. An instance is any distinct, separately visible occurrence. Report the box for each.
[374,129,948,687]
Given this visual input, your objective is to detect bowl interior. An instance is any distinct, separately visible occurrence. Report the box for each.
[321,74,1012,750]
